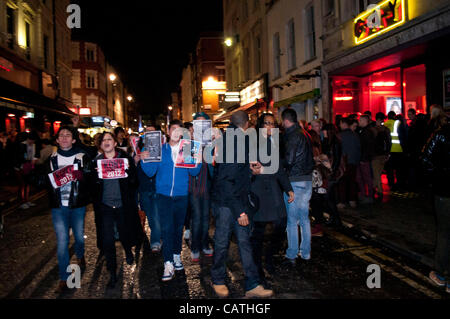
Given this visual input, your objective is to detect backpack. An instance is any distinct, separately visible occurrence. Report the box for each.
[374,127,390,155]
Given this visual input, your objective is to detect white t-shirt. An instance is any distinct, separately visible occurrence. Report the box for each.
[56,154,76,207]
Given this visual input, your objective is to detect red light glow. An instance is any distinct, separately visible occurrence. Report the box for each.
[371,81,396,87]
[334,96,354,101]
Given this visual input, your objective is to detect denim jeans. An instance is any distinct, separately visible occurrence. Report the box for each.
[284,181,312,260]
[189,193,211,253]
[211,206,260,292]
[51,206,86,281]
[156,194,188,263]
[140,191,161,247]
[434,195,450,277]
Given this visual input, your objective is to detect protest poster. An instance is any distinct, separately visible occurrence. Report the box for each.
[97,158,129,179]
[193,120,212,145]
[174,139,202,168]
[48,164,78,189]
[143,131,162,163]
[130,135,141,155]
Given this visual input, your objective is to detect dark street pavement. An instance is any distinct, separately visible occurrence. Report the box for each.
[0,193,448,299]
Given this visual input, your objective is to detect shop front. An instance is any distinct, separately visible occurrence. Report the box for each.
[322,0,450,121]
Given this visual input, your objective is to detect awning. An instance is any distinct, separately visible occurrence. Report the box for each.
[274,88,321,108]
[0,77,76,116]
[214,100,258,123]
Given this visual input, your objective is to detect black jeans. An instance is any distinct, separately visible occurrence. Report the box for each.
[189,193,211,253]
[386,153,407,189]
[250,218,286,278]
[311,182,341,225]
[93,202,103,251]
[100,203,132,272]
[434,195,450,277]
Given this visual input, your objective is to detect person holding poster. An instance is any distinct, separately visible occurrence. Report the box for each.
[44,126,92,293]
[92,132,142,289]
[140,120,202,282]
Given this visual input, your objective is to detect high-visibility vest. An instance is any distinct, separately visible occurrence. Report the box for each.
[385,119,403,153]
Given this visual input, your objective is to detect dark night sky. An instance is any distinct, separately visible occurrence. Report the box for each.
[71,0,223,119]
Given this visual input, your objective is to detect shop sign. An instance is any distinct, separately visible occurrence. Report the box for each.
[92,116,104,123]
[354,0,406,45]
[224,92,240,103]
[240,79,265,106]
[0,57,13,71]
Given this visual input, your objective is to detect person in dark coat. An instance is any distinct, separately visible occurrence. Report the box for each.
[250,113,293,280]
[92,132,143,288]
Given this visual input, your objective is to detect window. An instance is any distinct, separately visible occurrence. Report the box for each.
[244,46,251,81]
[323,0,335,16]
[216,66,225,82]
[43,35,49,69]
[254,35,262,75]
[286,19,296,71]
[7,7,15,49]
[273,32,281,78]
[85,44,96,62]
[86,71,97,89]
[25,22,31,59]
[304,4,316,61]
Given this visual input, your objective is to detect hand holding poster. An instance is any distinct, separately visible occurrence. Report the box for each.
[143,131,162,163]
[174,139,202,168]
[97,158,129,179]
[193,120,212,145]
[130,135,141,155]
[48,164,78,189]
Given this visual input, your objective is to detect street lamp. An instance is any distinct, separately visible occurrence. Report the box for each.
[224,38,233,47]
[109,73,117,82]
[127,95,133,102]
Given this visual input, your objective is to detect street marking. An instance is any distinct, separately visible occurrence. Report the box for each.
[327,230,442,299]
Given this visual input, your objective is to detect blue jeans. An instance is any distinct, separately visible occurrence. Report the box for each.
[156,194,188,263]
[284,181,312,260]
[211,206,259,291]
[140,191,161,247]
[51,206,86,280]
[189,193,211,253]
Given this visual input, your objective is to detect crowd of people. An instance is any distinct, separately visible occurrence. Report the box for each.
[2,103,448,296]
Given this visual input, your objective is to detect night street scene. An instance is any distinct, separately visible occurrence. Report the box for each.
[0,0,449,314]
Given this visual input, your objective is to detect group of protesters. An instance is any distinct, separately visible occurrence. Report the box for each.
[19,102,449,296]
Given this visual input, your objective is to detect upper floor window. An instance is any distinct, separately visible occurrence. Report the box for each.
[254,35,262,75]
[304,3,316,61]
[286,19,296,71]
[85,44,97,62]
[86,71,97,89]
[273,32,281,78]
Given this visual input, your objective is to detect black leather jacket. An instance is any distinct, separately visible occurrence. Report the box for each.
[281,123,314,181]
[45,148,93,209]
[422,123,450,197]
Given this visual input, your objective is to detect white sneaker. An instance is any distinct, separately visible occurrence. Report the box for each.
[173,254,184,270]
[19,203,30,210]
[162,261,174,281]
[202,247,213,256]
[27,202,36,207]
[183,229,191,240]
[191,251,200,261]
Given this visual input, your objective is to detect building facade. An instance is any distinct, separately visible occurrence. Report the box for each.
[267,0,323,123]
[180,61,195,121]
[322,0,450,121]
[0,0,74,133]
[219,0,270,123]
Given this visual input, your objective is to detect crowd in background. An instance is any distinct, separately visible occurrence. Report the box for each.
[0,103,449,296]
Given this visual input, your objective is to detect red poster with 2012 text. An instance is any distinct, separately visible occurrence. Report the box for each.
[97,158,129,179]
[48,164,78,189]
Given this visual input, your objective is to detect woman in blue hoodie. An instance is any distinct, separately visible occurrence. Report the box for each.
[141,120,201,281]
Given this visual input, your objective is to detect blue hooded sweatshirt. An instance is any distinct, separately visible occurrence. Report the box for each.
[141,143,202,197]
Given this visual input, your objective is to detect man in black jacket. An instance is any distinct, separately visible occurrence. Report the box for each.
[422,121,450,294]
[45,126,92,293]
[281,108,314,262]
[357,115,375,204]
[210,111,273,298]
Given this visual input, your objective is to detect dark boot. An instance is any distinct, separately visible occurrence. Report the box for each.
[55,280,68,293]
[125,249,134,265]
[77,256,86,269]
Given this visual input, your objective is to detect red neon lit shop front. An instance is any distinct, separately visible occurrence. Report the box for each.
[332,64,427,118]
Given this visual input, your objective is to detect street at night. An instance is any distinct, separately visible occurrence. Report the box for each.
[1,0,450,313]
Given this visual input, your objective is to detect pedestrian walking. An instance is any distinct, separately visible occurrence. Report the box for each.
[337,117,361,209]
[140,120,202,282]
[422,120,450,294]
[280,108,314,263]
[356,115,376,204]
[92,132,141,288]
[210,111,273,298]
[250,113,294,280]
[371,113,392,200]
[44,126,92,293]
